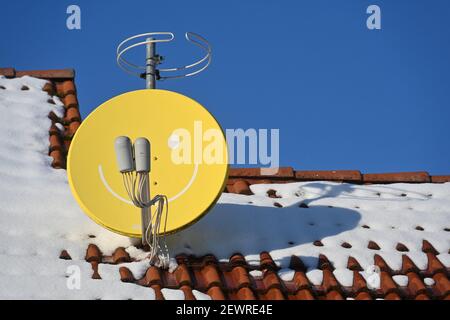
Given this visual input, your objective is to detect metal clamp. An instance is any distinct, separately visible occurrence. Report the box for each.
[116,31,212,84]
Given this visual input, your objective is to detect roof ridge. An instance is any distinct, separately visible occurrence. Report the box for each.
[0,67,74,79]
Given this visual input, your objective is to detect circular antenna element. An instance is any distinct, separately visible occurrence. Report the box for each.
[68,90,228,237]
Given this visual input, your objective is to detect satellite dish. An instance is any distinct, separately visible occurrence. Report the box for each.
[67,32,228,266]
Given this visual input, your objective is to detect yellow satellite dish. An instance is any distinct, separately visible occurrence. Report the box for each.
[67,89,228,237]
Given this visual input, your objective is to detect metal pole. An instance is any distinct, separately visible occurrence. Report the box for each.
[142,38,156,245]
[146,37,156,89]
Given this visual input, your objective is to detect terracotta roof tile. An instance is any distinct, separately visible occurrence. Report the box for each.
[112,247,131,264]
[295,170,362,182]
[431,175,450,183]
[75,242,450,300]
[363,172,430,184]
[119,266,135,283]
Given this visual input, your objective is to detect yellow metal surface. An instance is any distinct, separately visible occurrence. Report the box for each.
[67,89,228,237]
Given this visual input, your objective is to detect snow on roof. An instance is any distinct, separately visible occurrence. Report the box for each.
[0,73,449,300]
[0,75,164,299]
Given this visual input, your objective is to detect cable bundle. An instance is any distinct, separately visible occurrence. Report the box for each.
[122,171,170,268]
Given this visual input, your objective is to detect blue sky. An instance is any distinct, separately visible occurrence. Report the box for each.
[1,0,449,174]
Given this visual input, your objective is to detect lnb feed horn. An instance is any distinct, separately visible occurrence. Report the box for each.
[114,136,134,173]
[134,137,150,173]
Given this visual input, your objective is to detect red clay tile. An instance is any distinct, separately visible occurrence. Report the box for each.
[112,247,131,264]
[260,287,285,300]
[401,255,419,274]
[15,69,75,79]
[292,271,311,290]
[59,250,71,260]
[325,290,344,300]
[232,179,252,195]
[42,82,55,96]
[380,271,398,295]
[229,253,247,266]
[63,94,78,109]
[141,266,162,286]
[426,253,446,275]
[175,264,192,286]
[48,111,61,123]
[291,288,315,300]
[119,266,135,283]
[374,255,392,273]
[49,134,63,152]
[384,292,402,300]
[422,240,439,255]
[151,284,165,300]
[201,264,222,289]
[341,242,352,249]
[231,266,251,288]
[55,80,76,97]
[90,261,101,280]
[266,189,280,198]
[228,167,294,178]
[431,175,450,183]
[64,107,81,122]
[432,272,450,297]
[322,269,340,292]
[260,252,277,270]
[363,172,430,183]
[347,256,363,271]
[67,121,81,137]
[406,272,427,296]
[352,271,368,293]
[289,255,306,272]
[63,139,71,152]
[313,240,324,247]
[234,287,256,300]
[295,170,362,182]
[49,123,60,136]
[262,271,282,290]
[414,293,430,300]
[85,244,102,262]
[368,241,381,250]
[355,291,372,300]
[396,243,409,252]
[0,67,16,77]
[201,254,219,266]
[318,254,334,271]
[180,285,196,300]
[207,286,226,300]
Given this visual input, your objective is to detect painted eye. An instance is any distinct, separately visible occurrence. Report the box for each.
[168,133,180,149]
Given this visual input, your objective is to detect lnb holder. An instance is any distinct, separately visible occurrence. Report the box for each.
[116,31,212,88]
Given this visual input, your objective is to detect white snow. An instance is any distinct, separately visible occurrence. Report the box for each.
[306,269,323,285]
[278,268,295,281]
[161,288,184,300]
[249,270,263,277]
[167,180,450,287]
[1,75,449,298]
[392,275,409,286]
[192,290,212,300]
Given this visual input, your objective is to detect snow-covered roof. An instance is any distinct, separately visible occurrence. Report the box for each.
[0,69,448,300]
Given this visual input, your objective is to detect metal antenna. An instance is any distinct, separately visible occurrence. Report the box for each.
[145,37,156,89]
[116,32,212,88]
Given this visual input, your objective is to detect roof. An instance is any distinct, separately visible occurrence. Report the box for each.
[0,68,449,300]
[0,67,80,170]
